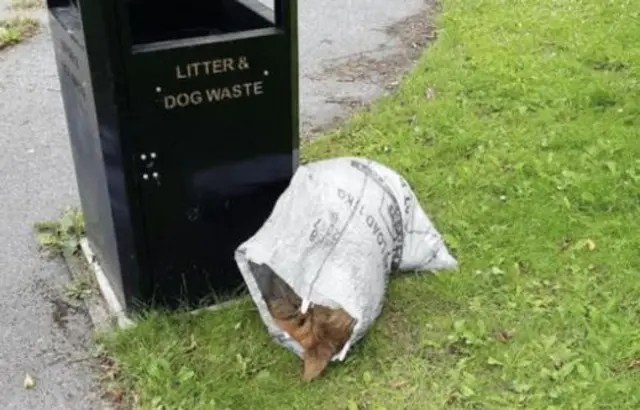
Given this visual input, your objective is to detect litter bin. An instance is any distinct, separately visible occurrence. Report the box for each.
[47,0,299,310]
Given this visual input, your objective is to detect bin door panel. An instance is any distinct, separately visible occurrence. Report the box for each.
[127,31,297,307]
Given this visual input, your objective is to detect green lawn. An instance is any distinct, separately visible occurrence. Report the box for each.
[101,0,640,408]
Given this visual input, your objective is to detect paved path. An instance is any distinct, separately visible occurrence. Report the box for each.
[0,0,427,408]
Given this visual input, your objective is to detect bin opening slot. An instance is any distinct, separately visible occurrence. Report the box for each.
[128,0,275,45]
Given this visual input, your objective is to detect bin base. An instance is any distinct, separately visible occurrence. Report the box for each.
[65,238,246,332]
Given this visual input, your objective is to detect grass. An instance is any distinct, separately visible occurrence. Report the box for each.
[0,16,39,50]
[101,0,640,408]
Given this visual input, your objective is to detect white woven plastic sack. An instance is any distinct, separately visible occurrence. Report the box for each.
[235,157,457,361]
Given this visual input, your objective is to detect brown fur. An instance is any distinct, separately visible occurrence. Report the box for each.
[267,296,355,382]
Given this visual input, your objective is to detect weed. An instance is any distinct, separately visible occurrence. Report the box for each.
[34,207,85,257]
[9,0,44,10]
[0,17,39,50]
